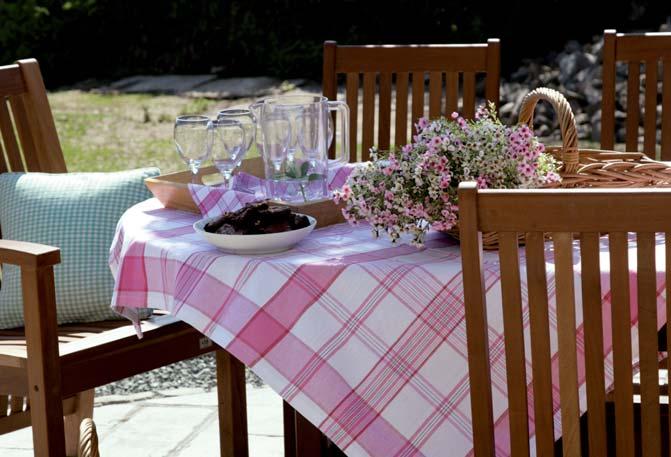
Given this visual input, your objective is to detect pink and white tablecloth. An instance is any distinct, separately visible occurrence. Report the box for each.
[109,198,667,457]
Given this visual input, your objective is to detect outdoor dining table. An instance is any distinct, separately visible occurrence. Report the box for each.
[109,198,667,457]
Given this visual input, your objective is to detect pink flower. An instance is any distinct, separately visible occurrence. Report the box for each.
[545,171,561,183]
[417,117,429,130]
[476,176,488,189]
[450,112,459,120]
[517,163,535,178]
[439,175,451,189]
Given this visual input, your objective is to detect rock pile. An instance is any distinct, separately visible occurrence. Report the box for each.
[498,24,669,145]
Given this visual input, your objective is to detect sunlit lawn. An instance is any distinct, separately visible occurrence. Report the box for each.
[49,91,239,174]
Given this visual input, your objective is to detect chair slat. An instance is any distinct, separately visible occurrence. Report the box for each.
[497,232,530,457]
[378,72,392,151]
[484,39,500,107]
[445,72,459,116]
[601,30,617,150]
[643,60,658,158]
[428,72,442,118]
[0,98,23,172]
[346,73,359,162]
[9,395,22,413]
[411,72,425,129]
[10,95,39,171]
[459,184,495,457]
[524,232,555,456]
[579,233,608,456]
[661,59,671,160]
[17,59,66,173]
[667,232,671,447]
[0,136,7,174]
[608,232,635,457]
[615,33,671,60]
[0,396,7,417]
[626,62,641,152]
[552,232,581,457]
[334,45,491,73]
[395,72,409,147]
[636,232,661,456]
[462,72,476,119]
[361,72,375,161]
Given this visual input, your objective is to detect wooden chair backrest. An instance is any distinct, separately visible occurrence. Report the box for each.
[322,40,500,161]
[459,182,671,457]
[601,29,671,159]
[0,59,66,175]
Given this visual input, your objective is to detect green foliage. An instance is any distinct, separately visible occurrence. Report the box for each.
[0,0,669,87]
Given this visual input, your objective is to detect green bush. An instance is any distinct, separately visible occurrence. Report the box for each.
[0,0,668,87]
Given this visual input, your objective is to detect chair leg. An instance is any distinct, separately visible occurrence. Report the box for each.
[215,350,248,457]
[64,390,94,456]
[283,401,297,457]
[295,410,325,456]
[23,265,66,456]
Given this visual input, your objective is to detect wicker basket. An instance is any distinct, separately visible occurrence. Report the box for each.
[454,87,671,249]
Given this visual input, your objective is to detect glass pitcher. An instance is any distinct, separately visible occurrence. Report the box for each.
[255,95,349,202]
[249,97,342,161]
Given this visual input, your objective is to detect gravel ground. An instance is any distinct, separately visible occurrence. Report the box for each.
[95,353,264,397]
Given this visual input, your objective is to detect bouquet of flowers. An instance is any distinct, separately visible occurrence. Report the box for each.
[333,103,560,247]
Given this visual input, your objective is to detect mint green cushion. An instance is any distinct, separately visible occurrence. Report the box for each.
[0,168,159,329]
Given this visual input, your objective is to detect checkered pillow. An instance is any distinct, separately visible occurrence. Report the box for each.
[0,168,159,329]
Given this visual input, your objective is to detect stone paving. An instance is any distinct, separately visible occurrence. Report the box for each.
[0,385,284,457]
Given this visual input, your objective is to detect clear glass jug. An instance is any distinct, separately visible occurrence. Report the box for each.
[251,95,349,202]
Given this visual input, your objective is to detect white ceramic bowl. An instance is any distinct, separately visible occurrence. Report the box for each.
[193,214,316,255]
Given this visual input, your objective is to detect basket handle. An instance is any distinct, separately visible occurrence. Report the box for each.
[518,88,579,173]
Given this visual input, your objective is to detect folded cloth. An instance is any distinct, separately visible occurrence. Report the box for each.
[189,160,359,218]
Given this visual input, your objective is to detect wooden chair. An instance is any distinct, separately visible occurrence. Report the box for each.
[459,182,671,456]
[601,29,671,159]
[322,39,500,161]
[0,59,248,457]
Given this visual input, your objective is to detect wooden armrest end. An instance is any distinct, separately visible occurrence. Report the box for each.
[0,240,60,268]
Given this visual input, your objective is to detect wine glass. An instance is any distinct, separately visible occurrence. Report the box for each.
[174,115,211,182]
[210,119,247,189]
[249,101,265,156]
[296,109,322,160]
[217,108,256,155]
[261,113,291,176]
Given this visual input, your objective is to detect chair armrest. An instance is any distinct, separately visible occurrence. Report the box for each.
[0,239,60,268]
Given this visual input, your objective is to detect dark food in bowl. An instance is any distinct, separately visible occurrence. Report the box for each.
[203,201,311,235]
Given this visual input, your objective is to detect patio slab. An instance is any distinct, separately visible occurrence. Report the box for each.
[0,385,284,456]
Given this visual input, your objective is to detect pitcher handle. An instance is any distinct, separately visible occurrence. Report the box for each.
[327,101,350,164]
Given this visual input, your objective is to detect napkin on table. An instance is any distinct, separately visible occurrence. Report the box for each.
[188,160,359,218]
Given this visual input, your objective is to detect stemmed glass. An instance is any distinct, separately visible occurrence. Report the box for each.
[262,113,291,176]
[296,108,322,160]
[217,108,256,155]
[210,119,247,189]
[174,115,211,182]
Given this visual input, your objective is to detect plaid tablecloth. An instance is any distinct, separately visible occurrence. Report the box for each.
[109,199,666,457]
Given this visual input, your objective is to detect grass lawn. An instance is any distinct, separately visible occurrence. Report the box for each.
[49,90,232,174]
